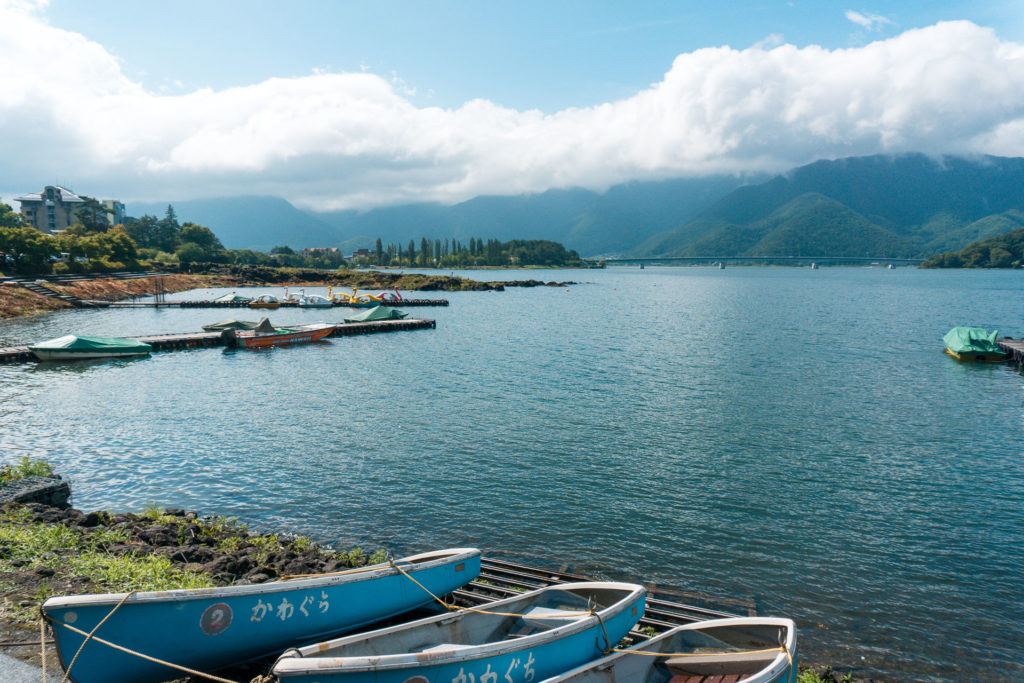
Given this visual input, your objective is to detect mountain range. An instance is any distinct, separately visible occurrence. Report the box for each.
[130,153,1024,258]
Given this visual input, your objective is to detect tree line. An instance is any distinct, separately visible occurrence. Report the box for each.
[359,237,582,267]
[0,202,346,275]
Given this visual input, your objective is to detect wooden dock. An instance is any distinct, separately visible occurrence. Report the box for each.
[0,319,436,364]
[997,337,1024,365]
[103,298,449,308]
[455,557,754,639]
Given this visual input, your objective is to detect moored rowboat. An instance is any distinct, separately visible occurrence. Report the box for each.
[541,617,797,683]
[42,548,481,683]
[223,319,335,349]
[29,335,152,361]
[272,581,646,683]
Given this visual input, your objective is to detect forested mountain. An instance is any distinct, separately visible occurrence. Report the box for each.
[923,225,1024,268]
[635,154,1024,258]
[128,196,338,251]
[313,176,750,256]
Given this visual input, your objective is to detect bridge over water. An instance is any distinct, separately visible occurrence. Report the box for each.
[592,255,925,266]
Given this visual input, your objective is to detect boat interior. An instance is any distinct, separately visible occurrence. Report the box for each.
[305,585,629,659]
[590,622,790,683]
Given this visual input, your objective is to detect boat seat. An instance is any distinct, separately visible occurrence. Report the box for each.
[505,606,584,638]
[664,650,778,678]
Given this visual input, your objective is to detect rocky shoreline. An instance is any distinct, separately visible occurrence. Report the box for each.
[0,267,577,318]
[0,500,387,681]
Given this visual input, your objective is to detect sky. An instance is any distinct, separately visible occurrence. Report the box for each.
[1,0,1024,211]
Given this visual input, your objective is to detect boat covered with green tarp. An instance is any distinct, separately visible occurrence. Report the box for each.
[29,335,152,361]
[202,319,261,332]
[943,327,1007,362]
[343,306,408,323]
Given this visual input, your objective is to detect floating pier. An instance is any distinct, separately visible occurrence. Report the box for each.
[0,319,436,364]
[102,298,449,308]
[456,557,754,639]
[997,337,1024,366]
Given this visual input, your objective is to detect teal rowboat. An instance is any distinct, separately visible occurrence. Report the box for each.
[272,581,646,683]
[29,335,152,361]
[43,548,480,683]
[541,617,797,683]
[943,327,1007,362]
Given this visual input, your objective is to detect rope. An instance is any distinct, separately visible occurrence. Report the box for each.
[389,560,593,620]
[278,562,386,581]
[39,617,47,683]
[59,591,134,683]
[51,620,240,683]
[610,646,786,658]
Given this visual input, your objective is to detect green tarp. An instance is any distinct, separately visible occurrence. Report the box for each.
[214,293,252,303]
[943,327,1004,354]
[343,305,408,323]
[202,319,260,331]
[29,335,152,351]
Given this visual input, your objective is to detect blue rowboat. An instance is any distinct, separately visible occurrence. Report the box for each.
[42,547,480,683]
[272,581,646,683]
[541,617,797,683]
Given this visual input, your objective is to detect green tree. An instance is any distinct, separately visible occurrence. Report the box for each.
[74,196,109,233]
[179,223,224,255]
[0,226,59,274]
[375,237,383,263]
[123,214,161,248]
[175,242,206,264]
[0,202,22,228]
[407,239,416,264]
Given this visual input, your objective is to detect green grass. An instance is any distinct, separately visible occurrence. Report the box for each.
[0,456,55,483]
[0,509,209,622]
[798,667,852,683]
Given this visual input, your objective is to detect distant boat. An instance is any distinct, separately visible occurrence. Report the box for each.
[29,335,151,361]
[943,327,1007,362]
[344,305,408,323]
[542,617,797,683]
[214,292,252,304]
[887,264,896,269]
[639,263,645,270]
[249,295,281,310]
[201,319,260,332]
[810,262,818,270]
[273,581,645,683]
[223,318,334,349]
[43,548,480,683]
[718,262,726,269]
[298,294,334,308]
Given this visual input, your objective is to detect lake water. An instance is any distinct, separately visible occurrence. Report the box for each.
[1,266,1022,679]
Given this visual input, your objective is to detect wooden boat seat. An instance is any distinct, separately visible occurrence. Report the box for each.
[664,650,778,679]
[668,675,744,683]
[505,606,584,638]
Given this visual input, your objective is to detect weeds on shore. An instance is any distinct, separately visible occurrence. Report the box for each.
[0,456,55,484]
[0,507,211,622]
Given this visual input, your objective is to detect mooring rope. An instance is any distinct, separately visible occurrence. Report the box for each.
[39,617,47,683]
[58,590,135,683]
[389,559,594,619]
[51,620,241,683]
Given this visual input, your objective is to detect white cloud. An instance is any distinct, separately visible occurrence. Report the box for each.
[1,2,1023,210]
[845,10,894,31]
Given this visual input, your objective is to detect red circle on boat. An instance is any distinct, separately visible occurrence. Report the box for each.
[200,602,233,636]
[404,677,429,683]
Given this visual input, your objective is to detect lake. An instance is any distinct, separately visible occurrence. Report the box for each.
[1,266,1022,679]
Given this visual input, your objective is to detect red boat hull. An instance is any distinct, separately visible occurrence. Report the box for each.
[234,325,334,349]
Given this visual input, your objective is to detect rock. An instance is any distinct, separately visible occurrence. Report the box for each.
[34,567,54,577]
[138,525,176,546]
[164,508,186,517]
[81,511,106,527]
[245,572,272,584]
[0,476,71,509]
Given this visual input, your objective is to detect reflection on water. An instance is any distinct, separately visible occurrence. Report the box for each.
[1,267,1022,678]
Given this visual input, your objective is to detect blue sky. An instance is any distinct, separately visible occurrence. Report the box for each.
[2,1,1024,208]
[45,0,1022,112]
